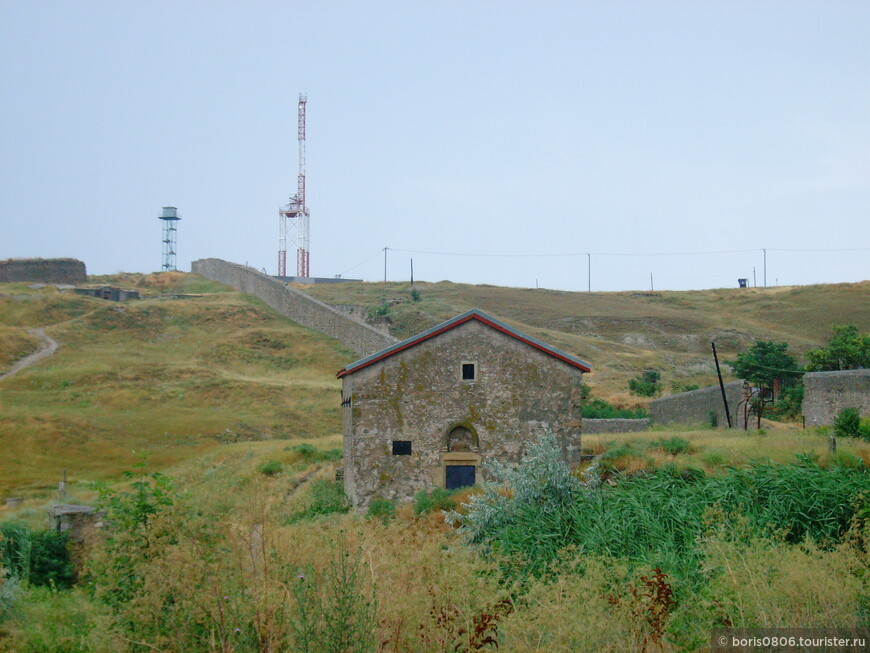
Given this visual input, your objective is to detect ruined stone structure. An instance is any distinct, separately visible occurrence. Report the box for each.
[650,381,744,429]
[802,369,870,427]
[74,286,140,301]
[0,258,86,284]
[338,309,590,508]
[191,258,396,357]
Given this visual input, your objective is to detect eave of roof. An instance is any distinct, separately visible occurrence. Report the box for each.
[336,309,591,378]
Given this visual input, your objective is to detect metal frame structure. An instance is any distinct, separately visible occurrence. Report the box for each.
[159,206,180,271]
[278,94,310,277]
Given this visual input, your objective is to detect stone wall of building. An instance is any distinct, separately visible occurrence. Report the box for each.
[802,369,870,427]
[191,258,396,357]
[650,381,744,428]
[583,418,651,434]
[342,319,585,508]
[0,258,86,284]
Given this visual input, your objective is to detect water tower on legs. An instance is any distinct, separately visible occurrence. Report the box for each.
[159,206,180,271]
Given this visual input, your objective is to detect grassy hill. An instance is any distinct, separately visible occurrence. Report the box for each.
[0,272,354,496]
[302,279,870,400]
[1,272,868,651]
[1,273,867,496]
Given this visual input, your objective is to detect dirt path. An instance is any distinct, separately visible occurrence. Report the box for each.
[0,328,59,382]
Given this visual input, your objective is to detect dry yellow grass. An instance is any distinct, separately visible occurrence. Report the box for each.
[304,279,870,398]
[0,281,352,498]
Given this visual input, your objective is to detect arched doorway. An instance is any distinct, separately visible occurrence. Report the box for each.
[442,424,480,490]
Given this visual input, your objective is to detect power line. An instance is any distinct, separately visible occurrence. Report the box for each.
[389,247,868,259]
[339,248,384,276]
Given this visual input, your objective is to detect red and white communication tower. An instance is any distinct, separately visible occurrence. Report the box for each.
[278,93,309,278]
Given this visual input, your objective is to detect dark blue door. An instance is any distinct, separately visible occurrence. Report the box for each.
[445,465,476,490]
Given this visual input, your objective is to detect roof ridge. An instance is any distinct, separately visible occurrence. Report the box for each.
[337,308,590,378]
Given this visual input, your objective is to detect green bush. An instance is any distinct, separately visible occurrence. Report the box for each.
[414,488,457,515]
[285,444,343,463]
[366,498,396,522]
[648,437,692,456]
[833,407,862,439]
[628,370,661,397]
[0,523,75,589]
[257,460,284,477]
[449,434,868,586]
[287,481,350,523]
[582,398,649,419]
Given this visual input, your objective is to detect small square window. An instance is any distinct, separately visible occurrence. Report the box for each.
[462,363,476,381]
[392,440,412,455]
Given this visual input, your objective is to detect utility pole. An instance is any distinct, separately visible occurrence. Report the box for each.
[383,247,388,283]
[763,248,767,288]
[410,258,414,284]
[712,342,732,428]
[650,273,654,291]
[587,253,591,292]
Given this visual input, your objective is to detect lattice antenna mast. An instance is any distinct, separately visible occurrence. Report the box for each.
[278,93,310,277]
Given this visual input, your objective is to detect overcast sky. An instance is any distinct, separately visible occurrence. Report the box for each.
[2,1,868,291]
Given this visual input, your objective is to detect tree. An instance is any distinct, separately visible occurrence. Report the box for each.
[727,340,800,390]
[805,325,870,371]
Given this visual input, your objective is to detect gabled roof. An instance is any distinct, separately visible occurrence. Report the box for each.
[336,309,591,378]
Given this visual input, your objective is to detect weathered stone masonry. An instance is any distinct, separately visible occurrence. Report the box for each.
[191,258,396,357]
[339,311,589,508]
[651,381,744,428]
[802,369,870,427]
[0,258,86,284]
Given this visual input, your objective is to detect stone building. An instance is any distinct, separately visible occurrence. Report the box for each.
[0,258,86,284]
[337,309,591,508]
[74,285,140,301]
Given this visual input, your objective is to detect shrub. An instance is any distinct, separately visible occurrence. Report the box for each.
[446,433,582,577]
[290,546,377,653]
[414,488,456,515]
[648,437,692,456]
[288,480,350,523]
[285,444,343,464]
[366,498,396,522]
[628,370,661,397]
[367,302,390,319]
[257,460,284,477]
[0,524,75,589]
[707,410,719,428]
[0,566,20,623]
[671,382,700,393]
[833,407,862,439]
[583,397,649,419]
[410,287,421,302]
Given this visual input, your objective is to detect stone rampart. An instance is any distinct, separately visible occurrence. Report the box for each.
[651,381,744,428]
[802,369,870,427]
[0,258,86,284]
[583,418,651,434]
[191,258,396,357]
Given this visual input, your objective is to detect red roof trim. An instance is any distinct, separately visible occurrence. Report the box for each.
[472,314,592,373]
[336,311,590,377]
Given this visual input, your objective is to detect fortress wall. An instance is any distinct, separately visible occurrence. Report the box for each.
[191,258,396,357]
[650,381,744,428]
[0,258,86,284]
[802,369,870,427]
